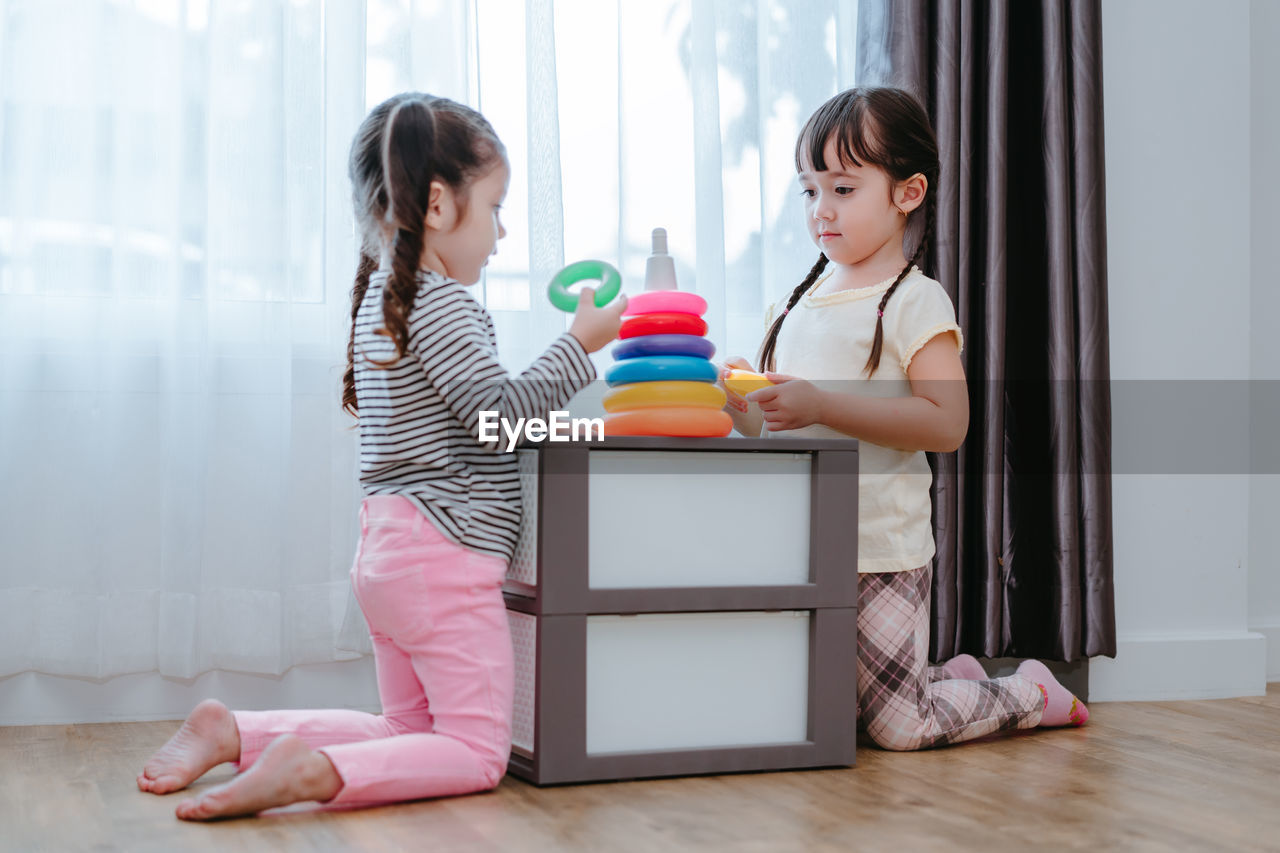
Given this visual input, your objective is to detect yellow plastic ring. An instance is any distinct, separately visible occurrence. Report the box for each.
[723,369,773,396]
[603,381,727,413]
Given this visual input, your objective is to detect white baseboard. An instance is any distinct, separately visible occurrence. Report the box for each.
[0,658,380,727]
[1088,632,1267,701]
[4,630,1270,725]
[1252,622,1280,681]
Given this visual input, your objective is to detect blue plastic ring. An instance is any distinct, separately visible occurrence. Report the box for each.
[612,334,716,361]
[604,355,719,387]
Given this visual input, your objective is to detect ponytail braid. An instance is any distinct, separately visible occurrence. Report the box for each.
[342,250,379,417]
[371,224,427,364]
[370,100,434,364]
[757,254,829,373]
[863,197,934,376]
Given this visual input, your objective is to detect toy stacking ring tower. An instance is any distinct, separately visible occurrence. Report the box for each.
[602,228,732,437]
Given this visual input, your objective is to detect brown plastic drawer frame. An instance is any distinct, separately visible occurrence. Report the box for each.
[504,436,859,785]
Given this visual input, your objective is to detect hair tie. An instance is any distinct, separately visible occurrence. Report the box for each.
[781,307,790,316]
[877,309,884,318]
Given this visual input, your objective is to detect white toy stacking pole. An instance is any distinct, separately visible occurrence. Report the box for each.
[644,227,678,291]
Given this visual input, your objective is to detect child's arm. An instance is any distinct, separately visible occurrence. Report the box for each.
[748,334,968,452]
[412,284,624,451]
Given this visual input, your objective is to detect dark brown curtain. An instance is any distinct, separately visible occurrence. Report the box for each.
[857,0,1115,661]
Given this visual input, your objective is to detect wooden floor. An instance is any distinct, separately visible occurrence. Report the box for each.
[4,686,1279,852]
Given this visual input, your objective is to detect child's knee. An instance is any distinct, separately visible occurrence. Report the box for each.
[464,730,511,789]
[869,730,921,751]
[477,749,509,789]
[436,723,510,788]
[864,714,925,752]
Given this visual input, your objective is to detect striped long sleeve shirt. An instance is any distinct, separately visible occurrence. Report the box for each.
[353,269,596,562]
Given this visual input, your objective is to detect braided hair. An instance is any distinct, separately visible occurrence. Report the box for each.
[757,87,940,376]
[341,249,380,416]
[757,254,828,373]
[341,93,506,417]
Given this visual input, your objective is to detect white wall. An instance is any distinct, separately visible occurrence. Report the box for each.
[1249,0,1280,680]
[1090,0,1270,700]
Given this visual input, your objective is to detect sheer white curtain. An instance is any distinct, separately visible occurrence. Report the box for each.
[457,0,859,373]
[0,0,857,681]
[0,0,366,679]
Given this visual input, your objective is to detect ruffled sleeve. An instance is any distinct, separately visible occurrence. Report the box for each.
[887,276,963,373]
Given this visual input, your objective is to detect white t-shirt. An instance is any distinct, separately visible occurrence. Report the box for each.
[764,265,963,573]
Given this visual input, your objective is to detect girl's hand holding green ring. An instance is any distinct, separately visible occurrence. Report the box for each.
[547,260,623,312]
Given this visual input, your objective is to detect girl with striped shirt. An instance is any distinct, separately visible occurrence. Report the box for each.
[138,93,626,819]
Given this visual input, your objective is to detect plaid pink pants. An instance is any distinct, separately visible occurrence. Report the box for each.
[233,495,513,807]
[858,564,1044,750]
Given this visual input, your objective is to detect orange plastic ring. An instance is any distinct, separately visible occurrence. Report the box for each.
[603,407,733,437]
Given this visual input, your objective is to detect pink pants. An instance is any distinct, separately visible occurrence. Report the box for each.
[233,495,514,807]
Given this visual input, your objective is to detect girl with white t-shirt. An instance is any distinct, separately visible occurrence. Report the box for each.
[722,87,1088,750]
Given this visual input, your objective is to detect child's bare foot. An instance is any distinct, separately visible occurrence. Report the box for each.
[174,734,343,821]
[137,699,241,794]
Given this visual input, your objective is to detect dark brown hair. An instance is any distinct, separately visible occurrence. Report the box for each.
[757,87,939,376]
[341,93,505,416]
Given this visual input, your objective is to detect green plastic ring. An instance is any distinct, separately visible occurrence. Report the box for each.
[547,260,623,312]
